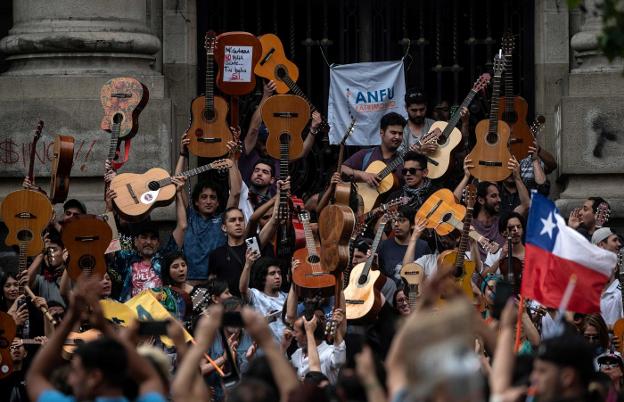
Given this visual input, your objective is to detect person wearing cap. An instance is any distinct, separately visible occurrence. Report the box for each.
[594,227,623,328]
[596,352,624,391]
[402,90,436,154]
[531,332,595,402]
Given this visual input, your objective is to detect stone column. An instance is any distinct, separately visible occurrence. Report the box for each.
[0,0,174,220]
[554,0,624,225]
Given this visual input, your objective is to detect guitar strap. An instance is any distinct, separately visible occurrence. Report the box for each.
[360,148,375,171]
[111,138,133,170]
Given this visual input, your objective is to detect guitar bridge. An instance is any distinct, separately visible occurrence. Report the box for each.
[126,184,140,204]
[197,138,222,143]
[345,299,365,305]
[478,160,503,167]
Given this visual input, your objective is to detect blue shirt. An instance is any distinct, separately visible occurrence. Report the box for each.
[110,235,179,302]
[207,331,254,401]
[37,389,166,402]
[183,206,226,280]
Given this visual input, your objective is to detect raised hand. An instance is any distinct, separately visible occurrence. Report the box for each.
[263,80,277,98]
[171,175,187,193]
[463,156,474,178]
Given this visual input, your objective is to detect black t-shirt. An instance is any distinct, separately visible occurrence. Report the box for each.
[208,238,273,297]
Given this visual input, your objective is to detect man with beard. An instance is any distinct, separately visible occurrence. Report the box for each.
[240,256,288,343]
[387,151,436,210]
[482,212,526,277]
[341,112,407,189]
[247,159,276,209]
[26,228,67,308]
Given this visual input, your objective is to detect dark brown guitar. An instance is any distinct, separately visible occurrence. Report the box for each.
[62,215,112,281]
[214,31,262,96]
[333,116,357,205]
[100,77,149,170]
[499,32,532,160]
[0,311,16,379]
[188,31,232,158]
[49,135,75,204]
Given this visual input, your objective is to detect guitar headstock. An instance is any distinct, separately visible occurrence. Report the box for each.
[472,73,491,93]
[204,31,217,55]
[340,116,357,145]
[298,209,311,223]
[595,202,611,229]
[479,238,500,254]
[383,196,409,212]
[493,51,506,76]
[34,120,44,141]
[209,159,233,172]
[530,115,546,138]
[464,184,477,209]
[501,31,515,57]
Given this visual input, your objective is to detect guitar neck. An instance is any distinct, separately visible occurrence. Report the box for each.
[488,72,503,134]
[361,221,387,279]
[446,215,492,250]
[442,89,477,138]
[300,217,318,257]
[279,136,290,209]
[503,52,514,102]
[408,285,418,311]
[18,242,27,295]
[378,148,406,180]
[158,163,220,187]
[454,207,474,269]
[205,51,215,113]
[281,74,320,115]
[107,121,121,162]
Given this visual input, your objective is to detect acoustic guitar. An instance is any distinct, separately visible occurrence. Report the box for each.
[467,51,513,182]
[400,262,424,311]
[255,34,330,133]
[214,31,262,96]
[292,210,336,296]
[111,159,232,221]
[333,116,357,205]
[344,216,388,322]
[62,329,102,357]
[354,148,407,214]
[100,77,149,170]
[188,31,232,158]
[62,215,112,281]
[261,94,310,258]
[436,184,477,299]
[49,135,75,204]
[426,73,491,179]
[319,204,355,274]
[0,311,16,379]
[416,189,500,254]
[350,197,409,247]
[499,32,532,160]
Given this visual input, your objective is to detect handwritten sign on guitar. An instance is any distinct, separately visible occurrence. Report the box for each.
[223,46,253,82]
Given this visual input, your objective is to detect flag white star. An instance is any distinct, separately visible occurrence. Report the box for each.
[540,212,557,239]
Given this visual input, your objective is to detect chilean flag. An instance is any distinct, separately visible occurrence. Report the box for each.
[521,193,617,313]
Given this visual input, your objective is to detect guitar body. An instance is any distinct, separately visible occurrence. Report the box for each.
[334,183,353,206]
[188,95,232,158]
[62,215,112,281]
[1,190,53,256]
[110,168,177,221]
[400,262,424,310]
[262,94,309,161]
[467,119,513,182]
[62,329,101,356]
[416,189,466,236]
[49,135,75,204]
[344,262,385,321]
[100,77,149,139]
[319,204,355,273]
[0,311,16,379]
[215,32,262,95]
[355,160,397,213]
[500,256,524,295]
[292,246,336,296]
[426,121,463,179]
[255,34,300,94]
[437,250,476,299]
[498,96,531,160]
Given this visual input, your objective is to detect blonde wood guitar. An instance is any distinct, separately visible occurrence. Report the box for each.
[111,159,232,221]
[400,262,424,311]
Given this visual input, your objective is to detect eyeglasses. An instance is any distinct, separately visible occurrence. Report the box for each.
[401,168,424,175]
[584,334,599,341]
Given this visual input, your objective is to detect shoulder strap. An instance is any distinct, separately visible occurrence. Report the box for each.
[361,148,375,171]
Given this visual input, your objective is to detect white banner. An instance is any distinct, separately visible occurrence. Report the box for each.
[328,60,407,146]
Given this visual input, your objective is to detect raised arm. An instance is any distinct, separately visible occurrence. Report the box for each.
[316,172,342,215]
[509,157,530,217]
[301,111,321,158]
[239,248,260,301]
[303,315,321,372]
[246,195,277,237]
[226,140,242,209]
[244,80,276,155]
[26,253,44,290]
[402,217,427,267]
[453,156,474,202]
[171,176,188,248]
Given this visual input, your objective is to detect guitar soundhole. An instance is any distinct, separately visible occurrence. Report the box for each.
[113,113,123,124]
[195,128,204,137]
[307,255,320,264]
[503,111,518,124]
[453,266,463,278]
[486,132,499,145]
[17,230,33,242]
[203,110,216,121]
[0,338,9,349]
[279,132,291,145]
[78,255,96,270]
[148,181,160,191]
[357,275,367,285]
[275,65,287,79]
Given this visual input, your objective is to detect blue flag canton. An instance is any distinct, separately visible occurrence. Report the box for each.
[526,193,559,252]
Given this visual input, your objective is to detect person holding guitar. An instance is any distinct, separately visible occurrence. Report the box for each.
[402,91,436,154]
[341,112,406,189]
[481,212,526,287]
[25,228,67,310]
[387,152,437,210]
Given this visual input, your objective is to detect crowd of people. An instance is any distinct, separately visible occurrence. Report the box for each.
[1,80,622,402]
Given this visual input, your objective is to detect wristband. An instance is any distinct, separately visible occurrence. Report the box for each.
[310,127,319,135]
[180,152,189,157]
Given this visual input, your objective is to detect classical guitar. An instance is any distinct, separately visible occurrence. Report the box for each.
[49,135,75,204]
[100,77,149,170]
[333,116,357,205]
[416,189,500,254]
[261,94,310,258]
[255,34,330,133]
[344,216,388,322]
[318,203,356,274]
[499,32,532,160]
[529,115,546,140]
[354,147,407,214]
[499,235,524,295]
[467,51,513,182]
[436,184,477,299]
[400,262,424,311]
[1,121,55,325]
[350,197,409,247]
[188,31,232,158]
[62,215,112,281]
[595,202,611,229]
[292,210,336,296]
[111,159,232,221]
[0,311,16,379]
[62,329,102,357]
[611,250,624,354]
[214,31,262,96]
[426,73,491,179]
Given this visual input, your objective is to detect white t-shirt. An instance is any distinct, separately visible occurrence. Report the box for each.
[413,250,473,278]
[249,288,287,344]
[601,279,623,327]
[290,340,347,384]
[484,250,502,273]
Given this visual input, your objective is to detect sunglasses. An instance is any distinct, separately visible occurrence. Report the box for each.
[401,167,424,175]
